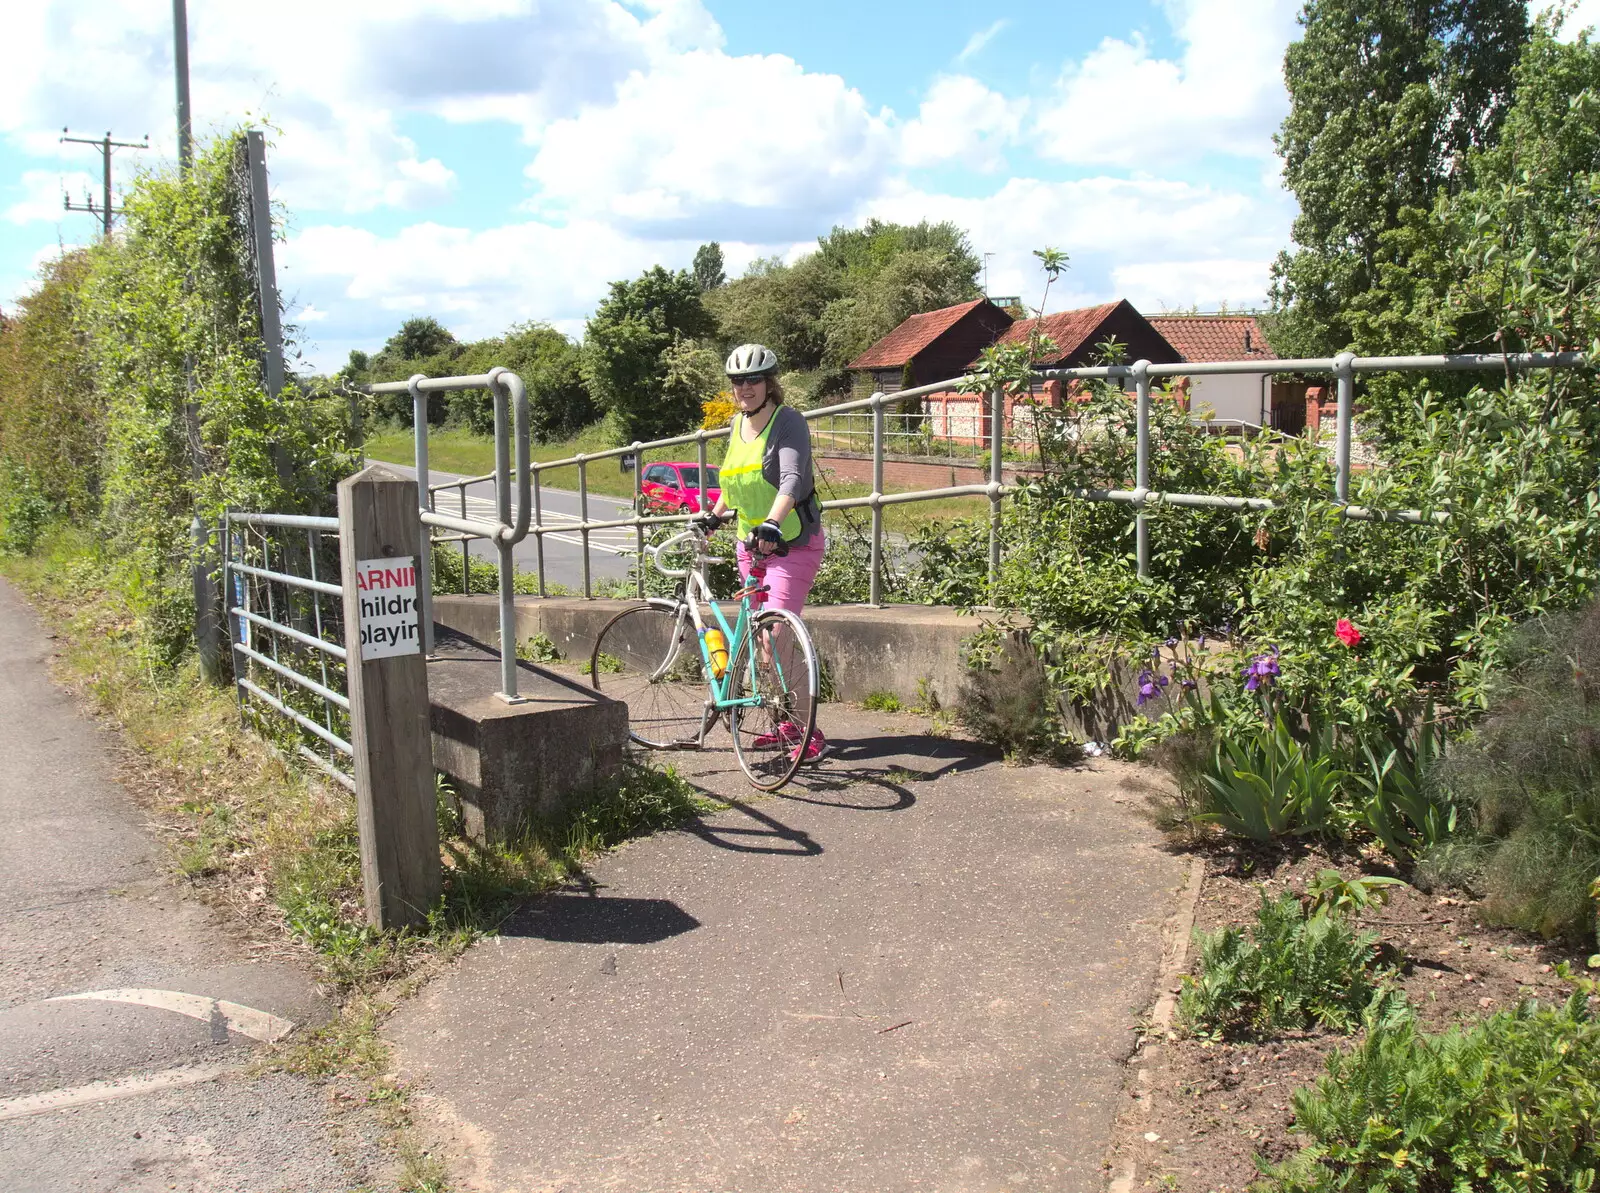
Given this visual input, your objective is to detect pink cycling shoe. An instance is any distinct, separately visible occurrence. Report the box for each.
[751,720,803,749]
[791,728,830,764]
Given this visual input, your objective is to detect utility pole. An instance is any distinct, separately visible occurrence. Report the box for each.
[59,129,148,238]
[174,0,193,173]
[983,251,994,298]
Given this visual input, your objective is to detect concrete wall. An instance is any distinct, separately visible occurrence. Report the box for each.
[433,596,1021,713]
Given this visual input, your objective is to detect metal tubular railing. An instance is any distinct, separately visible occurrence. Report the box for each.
[224,511,354,791]
[366,368,533,701]
[380,350,1586,617]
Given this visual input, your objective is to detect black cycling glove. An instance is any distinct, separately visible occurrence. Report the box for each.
[693,510,727,535]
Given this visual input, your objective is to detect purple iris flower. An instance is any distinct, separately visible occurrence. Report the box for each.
[1181,678,1198,690]
[1241,651,1280,693]
[1197,634,1207,649]
[1164,637,1179,649]
[1136,669,1158,706]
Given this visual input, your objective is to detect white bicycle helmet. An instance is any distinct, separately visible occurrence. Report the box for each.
[725,343,779,378]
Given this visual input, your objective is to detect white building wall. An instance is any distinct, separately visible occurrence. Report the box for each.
[1187,374,1265,425]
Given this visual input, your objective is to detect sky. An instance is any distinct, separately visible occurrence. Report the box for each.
[2,0,1595,375]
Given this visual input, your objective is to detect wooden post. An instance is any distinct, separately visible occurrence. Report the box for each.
[338,463,440,930]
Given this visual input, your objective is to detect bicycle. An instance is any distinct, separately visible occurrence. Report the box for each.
[587,523,821,791]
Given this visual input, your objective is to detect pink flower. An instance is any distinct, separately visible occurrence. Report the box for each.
[1335,619,1362,648]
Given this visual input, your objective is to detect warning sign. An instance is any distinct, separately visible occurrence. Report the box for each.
[355,557,421,660]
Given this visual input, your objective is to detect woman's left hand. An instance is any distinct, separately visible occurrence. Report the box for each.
[753,520,783,556]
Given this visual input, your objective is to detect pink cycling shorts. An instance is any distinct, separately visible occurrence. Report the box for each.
[735,533,826,615]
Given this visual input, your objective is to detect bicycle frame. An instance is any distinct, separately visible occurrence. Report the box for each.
[651,529,790,722]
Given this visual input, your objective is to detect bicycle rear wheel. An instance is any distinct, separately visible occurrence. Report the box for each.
[727,608,819,791]
[589,600,711,748]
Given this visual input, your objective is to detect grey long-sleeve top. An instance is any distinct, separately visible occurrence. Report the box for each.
[743,404,821,547]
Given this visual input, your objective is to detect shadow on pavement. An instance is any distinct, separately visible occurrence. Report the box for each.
[503,892,702,944]
[681,798,823,857]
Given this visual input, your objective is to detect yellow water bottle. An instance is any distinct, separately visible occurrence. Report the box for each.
[703,628,729,678]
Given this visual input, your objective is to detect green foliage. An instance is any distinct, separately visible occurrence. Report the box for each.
[704,219,981,394]
[1304,869,1407,919]
[1269,0,1528,357]
[692,242,725,293]
[956,642,1082,765]
[1197,711,1350,842]
[1354,717,1458,861]
[862,690,902,713]
[582,265,715,443]
[1179,891,1389,1041]
[0,464,53,556]
[0,251,100,515]
[517,633,561,663]
[1435,604,1600,941]
[1262,991,1600,1192]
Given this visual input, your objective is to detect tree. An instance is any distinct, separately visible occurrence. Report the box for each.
[581,266,715,442]
[382,316,456,362]
[693,242,726,293]
[1269,0,1529,357]
[703,219,981,391]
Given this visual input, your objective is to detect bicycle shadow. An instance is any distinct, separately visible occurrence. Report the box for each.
[680,796,823,857]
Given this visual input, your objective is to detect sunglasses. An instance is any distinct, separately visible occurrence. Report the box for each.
[730,375,767,389]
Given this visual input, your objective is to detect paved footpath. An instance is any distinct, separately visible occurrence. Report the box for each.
[389,704,1187,1192]
[0,579,379,1192]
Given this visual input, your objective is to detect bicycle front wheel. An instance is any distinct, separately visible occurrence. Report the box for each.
[589,600,710,748]
[727,608,820,791]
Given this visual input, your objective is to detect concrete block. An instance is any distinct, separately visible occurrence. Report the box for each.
[427,629,629,841]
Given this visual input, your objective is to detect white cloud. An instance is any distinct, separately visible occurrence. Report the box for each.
[1032,0,1300,166]
[860,175,1289,312]
[0,0,730,215]
[900,76,1025,172]
[957,19,1010,63]
[6,170,98,225]
[524,49,895,241]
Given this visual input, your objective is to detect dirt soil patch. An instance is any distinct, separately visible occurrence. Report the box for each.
[1104,842,1593,1192]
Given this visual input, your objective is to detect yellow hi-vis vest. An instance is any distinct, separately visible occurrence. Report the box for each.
[720,411,802,541]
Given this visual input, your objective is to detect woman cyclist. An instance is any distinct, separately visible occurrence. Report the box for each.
[697,343,829,763]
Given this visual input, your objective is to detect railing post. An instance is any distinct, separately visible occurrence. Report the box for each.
[632,441,645,599]
[337,463,440,931]
[577,454,591,599]
[870,393,885,607]
[987,388,1003,597]
[489,372,521,703]
[407,374,435,655]
[1133,360,1151,579]
[532,466,547,598]
[1333,351,1355,503]
[696,431,711,591]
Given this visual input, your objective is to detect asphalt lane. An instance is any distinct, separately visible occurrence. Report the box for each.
[0,579,378,1191]
[380,461,640,593]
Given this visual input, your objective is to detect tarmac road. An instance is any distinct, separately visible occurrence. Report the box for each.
[380,461,638,593]
[0,579,381,1192]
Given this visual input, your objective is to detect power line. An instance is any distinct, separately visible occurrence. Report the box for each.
[59,128,148,238]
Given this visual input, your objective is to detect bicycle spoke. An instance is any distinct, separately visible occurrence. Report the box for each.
[589,602,709,748]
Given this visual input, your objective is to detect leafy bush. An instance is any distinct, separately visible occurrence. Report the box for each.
[1433,604,1600,941]
[1262,992,1600,1192]
[1179,891,1389,1041]
[862,690,901,713]
[0,466,52,556]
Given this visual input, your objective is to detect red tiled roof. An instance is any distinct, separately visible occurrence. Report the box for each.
[987,301,1123,366]
[847,298,989,370]
[1144,315,1276,363]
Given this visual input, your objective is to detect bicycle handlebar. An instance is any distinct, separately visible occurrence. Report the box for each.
[648,524,787,580]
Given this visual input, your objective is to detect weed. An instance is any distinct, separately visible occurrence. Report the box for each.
[1262,990,1600,1191]
[956,643,1082,765]
[517,632,561,663]
[1303,869,1407,919]
[908,676,941,716]
[584,652,624,677]
[862,690,902,713]
[1179,891,1390,1041]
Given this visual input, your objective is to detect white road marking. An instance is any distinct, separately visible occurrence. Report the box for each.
[0,1064,235,1121]
[45,989,296,1043]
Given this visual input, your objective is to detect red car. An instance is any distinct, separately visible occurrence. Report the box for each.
[640,461,721,513]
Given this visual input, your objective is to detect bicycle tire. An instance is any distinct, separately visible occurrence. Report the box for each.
[727,608,820,791]
[588,600,712,749]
